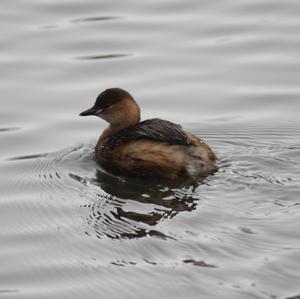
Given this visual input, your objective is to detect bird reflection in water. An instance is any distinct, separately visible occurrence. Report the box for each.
[70,169,204,240]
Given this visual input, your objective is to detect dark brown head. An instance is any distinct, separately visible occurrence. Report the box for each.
[80,88,140,126]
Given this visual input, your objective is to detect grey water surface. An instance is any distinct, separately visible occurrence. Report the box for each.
[1,0,300,298]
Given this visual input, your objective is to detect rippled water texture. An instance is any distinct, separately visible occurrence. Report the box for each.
[1,0,300,298]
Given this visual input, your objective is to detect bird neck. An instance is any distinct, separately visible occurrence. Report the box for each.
[100,116,140,143]
[99,98,141,143]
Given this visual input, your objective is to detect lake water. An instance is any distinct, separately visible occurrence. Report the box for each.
[1,0,300,298]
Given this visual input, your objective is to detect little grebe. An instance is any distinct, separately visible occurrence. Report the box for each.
[80,88,216,179]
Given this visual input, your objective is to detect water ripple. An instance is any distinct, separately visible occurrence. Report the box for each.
[7,145,202,240]
[70,16,122,23]
[0,289,19,293]
[0,127,20,133]
[1,125,300,298]
[74,54,132,60]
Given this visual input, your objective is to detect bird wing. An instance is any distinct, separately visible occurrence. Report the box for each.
[106,118,191,150]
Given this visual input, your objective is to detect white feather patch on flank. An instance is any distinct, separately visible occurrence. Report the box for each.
[185,146,205,176]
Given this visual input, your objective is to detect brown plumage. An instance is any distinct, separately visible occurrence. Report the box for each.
[80,88,217,179]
